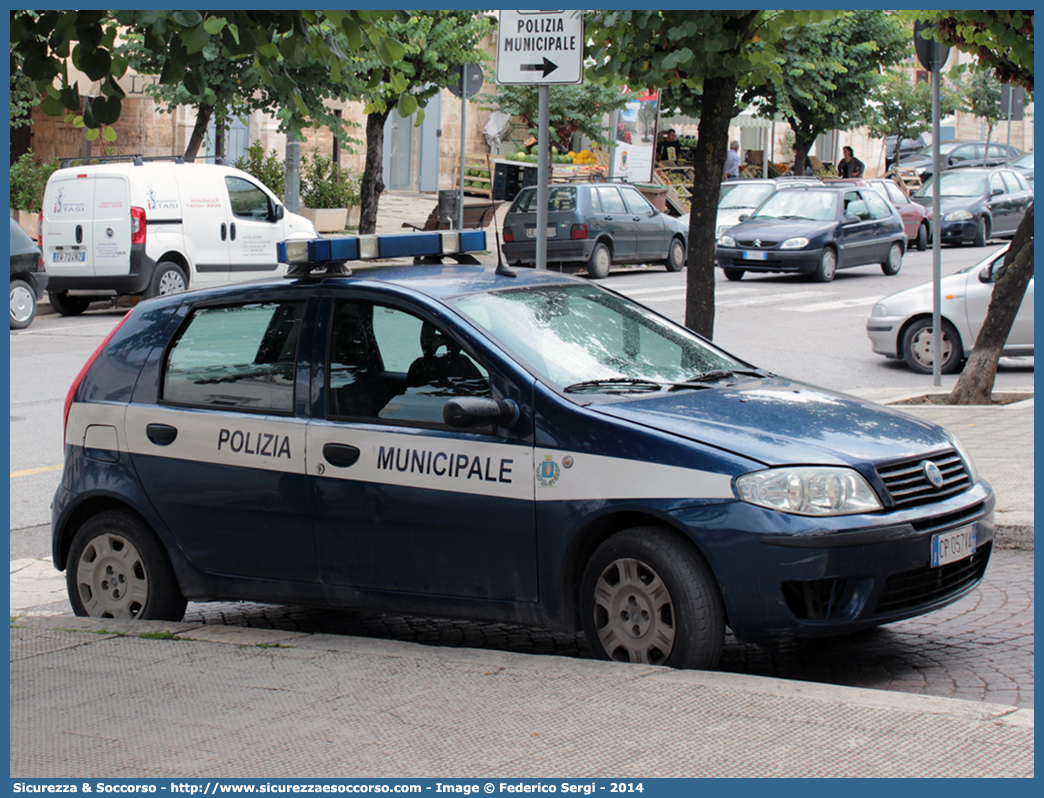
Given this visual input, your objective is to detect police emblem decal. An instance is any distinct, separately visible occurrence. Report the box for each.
[536,455,561,488]
[922,460,944,489]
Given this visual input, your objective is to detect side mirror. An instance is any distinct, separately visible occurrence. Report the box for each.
[979,261,1006,284]
[738,214,750,222]
[272,204,285,221]
[843,214,861,225]
[444,397,518,429]
[991,187,1004,196]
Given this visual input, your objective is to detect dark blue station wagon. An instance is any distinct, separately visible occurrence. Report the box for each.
[54,262,994,670]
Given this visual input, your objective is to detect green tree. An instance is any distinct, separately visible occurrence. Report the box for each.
[913,11,1034,404]
[585,10,831,339]
[9,10,408,141]
[348,11,494,235]
[476,81,632,153]
[745,12,910,174]
[962,67,1003,165]
[865,70,962,170]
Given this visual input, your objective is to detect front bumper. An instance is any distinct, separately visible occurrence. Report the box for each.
[673,482,995,643]
[866,315,905,358]
[938,219,978,243]
[716,246,823,273]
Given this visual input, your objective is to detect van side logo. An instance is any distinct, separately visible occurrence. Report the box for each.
[536,455,561,488]
[53,188,85,214]
[146,183,180,212]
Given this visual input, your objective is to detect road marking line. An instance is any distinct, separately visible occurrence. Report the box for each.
[11,464,63,478]
[785,296,883,312]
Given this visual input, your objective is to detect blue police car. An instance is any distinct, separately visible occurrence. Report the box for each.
[53,237,994,670]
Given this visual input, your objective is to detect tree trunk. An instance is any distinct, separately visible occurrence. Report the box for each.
[359,109,391,236]
[684,74,737,340]
[948,203,1034,404]
[184,104,215,162]
[792,137,814,177]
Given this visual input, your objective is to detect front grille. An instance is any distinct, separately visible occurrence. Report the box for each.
[910,502,986,534]
[876,449,971,508]
[875,540,991,616]
[782,578,851,620]
[737,239,780,248]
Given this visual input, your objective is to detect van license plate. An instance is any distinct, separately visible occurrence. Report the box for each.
[526,227,556,238]
[931,525,976,567]
[53,251,86,263]
[742,251,767,261]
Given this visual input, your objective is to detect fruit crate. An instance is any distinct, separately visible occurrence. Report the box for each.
[455,156,492,197]
[655,167,694,214]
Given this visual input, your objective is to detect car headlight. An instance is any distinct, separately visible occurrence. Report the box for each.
[948,433,980,484]
[718,235,736,247]
[735,466,883,516]
[780,237,810,249]
[944,210,973,221]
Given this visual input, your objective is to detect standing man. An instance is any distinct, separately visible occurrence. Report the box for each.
[723,140,740,180]
[837,146,865,178]
[657,129,679,161]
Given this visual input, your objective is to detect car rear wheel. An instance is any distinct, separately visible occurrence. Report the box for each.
[10,279,36,329]
[812,248,837,282]
[586,242,611,279]
[581,527,725,670]
[67,510,187,621]
[881,243,903,276]
[723,268,745,281]
[47,291,92,317]
[916,223,929,252]
[663,238,685,272]
[146,262,187,299]
[902,317,963,374]
[973,217,989,247]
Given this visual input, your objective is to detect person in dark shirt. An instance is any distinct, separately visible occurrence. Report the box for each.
[837,146,865,178]
[657,129,679,161]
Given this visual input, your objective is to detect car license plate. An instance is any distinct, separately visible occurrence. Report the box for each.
[931,525,976,567]
[53,251,86,263]
[525,227,556,238]
[742,250,767,261]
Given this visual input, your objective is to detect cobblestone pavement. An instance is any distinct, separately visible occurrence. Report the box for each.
[183,548,1033,711]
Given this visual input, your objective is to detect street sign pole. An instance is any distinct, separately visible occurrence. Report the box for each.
[536,85,550,270]
[458,66,467,231]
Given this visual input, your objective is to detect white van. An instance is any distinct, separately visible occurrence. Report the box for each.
[39,157,318,315]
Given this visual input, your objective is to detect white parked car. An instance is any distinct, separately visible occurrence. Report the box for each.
[866,245,1033,373]
[715,177,820,237]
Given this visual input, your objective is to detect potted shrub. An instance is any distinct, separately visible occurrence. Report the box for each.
[10,151,60,235]
[300,149,362,232]
[232,141,286,201]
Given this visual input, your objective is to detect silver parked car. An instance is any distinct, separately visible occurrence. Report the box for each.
[866,245,1033,373]
[502,182,688,278]
[715,177,820,237]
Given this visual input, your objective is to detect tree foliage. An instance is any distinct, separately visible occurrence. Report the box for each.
[584,10,833,339]
[916,11,1033,91]
[475,81,632,153]
[961,67,1003,162]
[865,70,962,155]
[9,10,408,140]
[745,12,910,172]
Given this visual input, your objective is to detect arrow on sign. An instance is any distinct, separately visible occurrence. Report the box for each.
[520,57,559,78]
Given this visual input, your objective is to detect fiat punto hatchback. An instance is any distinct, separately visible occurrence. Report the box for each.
[54,259,994,670]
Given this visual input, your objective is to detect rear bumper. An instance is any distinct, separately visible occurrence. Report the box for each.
[503,239,595,265]
[46,245,154,296]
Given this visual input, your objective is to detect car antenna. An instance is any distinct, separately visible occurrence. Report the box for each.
[491,200,516,278]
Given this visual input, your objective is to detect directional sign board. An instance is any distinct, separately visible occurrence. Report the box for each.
[496,10,584,85]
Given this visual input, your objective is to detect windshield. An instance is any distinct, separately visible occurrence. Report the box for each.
[751,190,839,222]
[451,284,745,393]
[914,171,988,198]
[718,182,775,209]
[1010,153,1033,169]
[911,142,961,159]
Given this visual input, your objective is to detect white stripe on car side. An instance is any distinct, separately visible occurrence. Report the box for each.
[73,403,738,504]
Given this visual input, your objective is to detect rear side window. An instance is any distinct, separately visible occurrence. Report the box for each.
[162,301,306,412]
[596,187,626,213]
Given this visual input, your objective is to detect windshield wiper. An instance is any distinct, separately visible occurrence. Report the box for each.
[683,368,767,384]
[564,378,667,394]
[778,214,813,220]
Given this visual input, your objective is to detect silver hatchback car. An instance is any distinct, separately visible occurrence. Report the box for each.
[501,182,688,278]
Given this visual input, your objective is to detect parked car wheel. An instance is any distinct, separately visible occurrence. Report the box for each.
[723,268,745,282]
[916,223,929,252]
[586,242,611,279]
[663,238,686,272]
[973,216,989,247]
[67,509,187,621]
[48,291,91,317]
[146,262,188,299]
[812,248,837,282]
[881,243,903,276]
[10,279,37,329]
[902,317,963,374]
[580,527,725,670]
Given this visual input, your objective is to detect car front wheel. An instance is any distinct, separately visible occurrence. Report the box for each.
[902,317,963,374]
[67,510,187,621]
[916,223,929,252]
[973,217,990,247]
[47,291,92,317]
[723,268,745,281]
[812,248,837,282]
[881,243,903,276]
[10,279,36,329]
[581,528,725,670]
[586,242,611,279]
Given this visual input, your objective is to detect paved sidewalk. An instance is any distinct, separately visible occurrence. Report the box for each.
[10,615,1033,778]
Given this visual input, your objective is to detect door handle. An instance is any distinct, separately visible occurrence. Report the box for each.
[75,225,83,244]
[145,423,178,446]
[230,222,237,241]
[221,223,227,241]
[323,443,360,468]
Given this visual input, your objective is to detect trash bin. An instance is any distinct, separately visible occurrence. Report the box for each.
[635,183,668,213]
[438,190,460,225]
